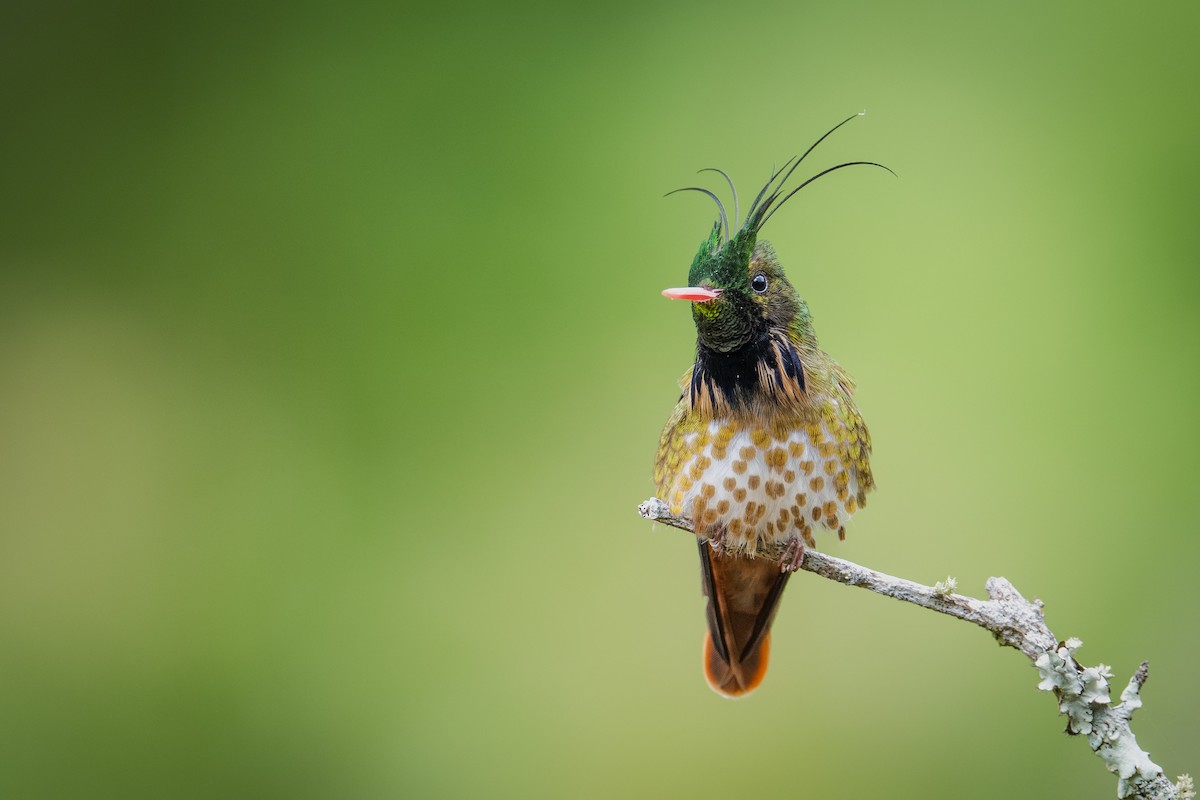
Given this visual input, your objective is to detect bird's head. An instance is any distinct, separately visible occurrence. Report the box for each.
[662,113,892,356]
[665,223,801,354]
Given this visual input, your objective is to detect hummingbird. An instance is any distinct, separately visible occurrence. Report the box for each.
[654,114,888,697]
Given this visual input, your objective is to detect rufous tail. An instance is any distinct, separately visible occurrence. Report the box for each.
[697,539,791,697]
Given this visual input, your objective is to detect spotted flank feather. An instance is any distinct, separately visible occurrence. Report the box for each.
[654,390,871,554]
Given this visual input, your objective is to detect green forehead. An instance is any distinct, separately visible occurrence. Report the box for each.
[688,226,757,287]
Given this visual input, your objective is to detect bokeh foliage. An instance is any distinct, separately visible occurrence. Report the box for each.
[1,1,1197,798]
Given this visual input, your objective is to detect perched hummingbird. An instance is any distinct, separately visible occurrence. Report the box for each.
[654,114,888,697]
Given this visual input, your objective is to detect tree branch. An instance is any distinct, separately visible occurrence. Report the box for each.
[638,496,1191,800]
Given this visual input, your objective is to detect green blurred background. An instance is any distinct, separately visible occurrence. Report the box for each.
[2,0,1197,797]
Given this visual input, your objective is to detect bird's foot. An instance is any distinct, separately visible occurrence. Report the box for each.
[707,527,729,552]
[779,535,806,572]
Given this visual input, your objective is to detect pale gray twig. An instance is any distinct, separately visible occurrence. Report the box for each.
[638,496,1189,800]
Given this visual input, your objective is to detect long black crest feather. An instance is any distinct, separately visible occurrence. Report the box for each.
[664,186,730,243]
[757,161,896,230]
[698,168,739,231]
[756,112,864,215]
[669,112,893,241]
[744,156,798,229]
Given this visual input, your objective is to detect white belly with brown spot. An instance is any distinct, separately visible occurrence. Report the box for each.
[665,418,865,555]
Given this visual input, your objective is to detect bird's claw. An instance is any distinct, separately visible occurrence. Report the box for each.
[707,527,728,552]
[779,536,806,572]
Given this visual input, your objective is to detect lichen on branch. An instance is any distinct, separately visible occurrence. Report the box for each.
[638,497,1187,800]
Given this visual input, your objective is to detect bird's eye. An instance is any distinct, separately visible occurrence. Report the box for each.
[751,273,768,294]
